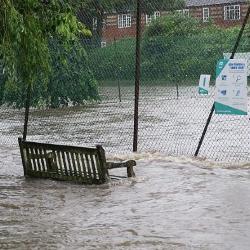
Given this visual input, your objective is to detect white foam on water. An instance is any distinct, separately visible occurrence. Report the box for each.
[107,151,250,170]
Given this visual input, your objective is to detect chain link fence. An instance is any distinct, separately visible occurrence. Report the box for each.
[0,1,250,164]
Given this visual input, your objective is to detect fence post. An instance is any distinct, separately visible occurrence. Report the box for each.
[176,83,179,99]
[133,0,142,152]
[23,83,31,141]
[114,38,122,102]
[194,6,250,157]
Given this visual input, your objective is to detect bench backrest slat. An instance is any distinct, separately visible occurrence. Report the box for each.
[65,151,72,176]
[80,153,88,178]
[39,148,46,172]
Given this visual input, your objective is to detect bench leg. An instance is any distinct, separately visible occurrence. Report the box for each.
[127,166,135,178]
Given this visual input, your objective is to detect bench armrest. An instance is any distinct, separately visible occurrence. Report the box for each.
[107,160,136,178]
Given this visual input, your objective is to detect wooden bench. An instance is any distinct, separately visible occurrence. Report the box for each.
[18,138,136,185]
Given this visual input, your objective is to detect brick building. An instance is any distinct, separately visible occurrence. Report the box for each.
[187,0,249,27]
[97,0,248,46]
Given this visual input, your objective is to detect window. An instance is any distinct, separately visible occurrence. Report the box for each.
[183,9,189,16]
[146,14,152,24]
[224,5,240,20]
[146,11,161,25]
[93,17,106,30]
[92,17,97,30]
[102,18,107,28]
[154,11,161,18]
[176,9,189,17]
[203,8,210,22]
[118,14,132,28]
[101,41,107,48]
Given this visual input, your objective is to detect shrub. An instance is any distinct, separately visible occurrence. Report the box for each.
[87,38,136,80]
[142,14,249,81]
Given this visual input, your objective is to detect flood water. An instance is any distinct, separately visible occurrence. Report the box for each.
[1,85,250,249]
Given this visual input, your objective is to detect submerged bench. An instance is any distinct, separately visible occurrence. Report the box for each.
[18,138,136,185]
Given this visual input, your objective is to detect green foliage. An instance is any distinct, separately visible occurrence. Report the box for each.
[2,38,99,108]
[88,14,250,83]
[88,38,135,80]
[142,15,250,81]
[144,14,200,38]
[0,62,4,102]
[47,39,99,108]
[0,0,87,83]
[0,0,96,108]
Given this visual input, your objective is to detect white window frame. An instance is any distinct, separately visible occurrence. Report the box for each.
[92,17,97,30]
[183,9,190,17]
[146,14,152,24]
[224,5,241,20]
[102,18,106,28]
[203,7,210,22]
[154,11,161,19]
[101,41,107,48]
[146,11,161,25]
[118,14,132,28]
[176,9,189,17]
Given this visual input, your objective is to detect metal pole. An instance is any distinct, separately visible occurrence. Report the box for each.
[23,83,31,141]
[117,71,122,102]
[176,83,179,99]
[133,0,142,152]
[173,42,179,99]
[194,6,250,157]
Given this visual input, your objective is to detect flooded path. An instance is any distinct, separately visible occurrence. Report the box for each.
[1,85,250,249]
[1,152,250,249]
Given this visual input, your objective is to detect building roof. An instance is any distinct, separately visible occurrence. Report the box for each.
[186,0,247,7]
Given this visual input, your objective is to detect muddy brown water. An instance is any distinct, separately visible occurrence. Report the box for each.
[1,85,250,249]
